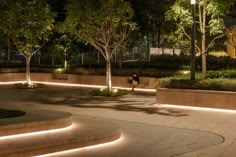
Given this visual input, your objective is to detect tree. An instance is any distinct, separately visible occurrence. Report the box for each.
[165,0,234,75]
[47,33,79,68]
[0,0,55,86]
[63,0,136,91]
[129,0,173,61]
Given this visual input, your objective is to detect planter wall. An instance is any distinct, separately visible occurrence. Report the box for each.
[156,88,236,110]
[0,73,159,89]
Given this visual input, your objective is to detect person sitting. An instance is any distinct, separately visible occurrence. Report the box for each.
[130,72,139,91]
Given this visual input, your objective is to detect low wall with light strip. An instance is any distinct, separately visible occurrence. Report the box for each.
[156,88,236,110]
[0,73,159,89]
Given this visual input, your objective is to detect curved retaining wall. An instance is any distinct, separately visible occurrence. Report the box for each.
[0,73,159,89]
[156,88,236,110]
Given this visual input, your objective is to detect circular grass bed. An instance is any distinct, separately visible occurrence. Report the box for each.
[0,108,25,119]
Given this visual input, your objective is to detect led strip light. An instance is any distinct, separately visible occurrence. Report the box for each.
[35,135,124,157]
[32,81,156,92]
[157,104,236,113]
[0,80,156,92]
[0,124,75,140]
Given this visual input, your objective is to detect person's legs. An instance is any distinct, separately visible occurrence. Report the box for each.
[131,85,135,91]
[131,80,137,91]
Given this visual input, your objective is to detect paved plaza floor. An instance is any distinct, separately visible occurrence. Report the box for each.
[0,85,236,157]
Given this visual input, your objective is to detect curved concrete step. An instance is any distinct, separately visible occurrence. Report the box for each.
[0,116,121,157]
[0,105,72,136]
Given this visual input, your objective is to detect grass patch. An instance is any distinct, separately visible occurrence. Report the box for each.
[0,108,25,119]
[92,88,128,97]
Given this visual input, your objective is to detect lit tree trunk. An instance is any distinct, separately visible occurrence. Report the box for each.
[106,59,112,91]
[64,48,68,70]
[199,4,207,75]
[64,60,68,69]
[226,26,236,57]
[25,55,32,85]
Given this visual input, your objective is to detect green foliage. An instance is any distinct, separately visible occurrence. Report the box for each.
[0,0,55,57]
[63,0,137,56]
[164,0,233,50]
[92,88,128,97]
[160,77,236,91]
[165,2,192,27]
[47,33,78,64]
[63,0,137,90]
[0,108,25,119]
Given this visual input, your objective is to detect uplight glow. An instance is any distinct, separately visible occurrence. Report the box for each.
[0,123,75,140]
[36,134,124,157]
[158,104,236,113]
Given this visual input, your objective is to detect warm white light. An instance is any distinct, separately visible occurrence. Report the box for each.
[191,0,196,4]
[114,86,155,93]
[158,104,236,113]
[32,81,156,93]
[0,123,75,140]
[32,81,105,89]
[54,68,65,73]
[0,81,26,85]
[36,134,124,157]
[182,70,190,74]
[0,80,156,93]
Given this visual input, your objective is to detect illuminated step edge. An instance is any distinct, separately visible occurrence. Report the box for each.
[0,117,121,157]
[0,106,72,136]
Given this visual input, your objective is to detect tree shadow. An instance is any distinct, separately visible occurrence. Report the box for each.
[3,87,189,117]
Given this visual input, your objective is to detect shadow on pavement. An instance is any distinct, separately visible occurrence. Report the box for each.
[0,86,189,117]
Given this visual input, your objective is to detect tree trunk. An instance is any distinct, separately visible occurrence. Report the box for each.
[38,55,41,65]
[147,30,150,61]
[26,55,32,85]
[201,4,207,76]
[106,59,112,91]
[202,52,206,75]
[118,46,123,69]
[64,48,68,70]
[64,60,68,70]
[97,52,100,64]
[7,37,11,62]
[51,56,54,66]
[157,24,161,48]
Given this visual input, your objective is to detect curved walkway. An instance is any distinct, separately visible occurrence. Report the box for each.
[0,85,235,157]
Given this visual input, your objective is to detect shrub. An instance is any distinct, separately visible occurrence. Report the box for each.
[91,88,128,96]
[205,70,236,78]
[159,77,236,91]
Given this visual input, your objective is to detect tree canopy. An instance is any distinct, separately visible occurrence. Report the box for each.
[0,0,55,85]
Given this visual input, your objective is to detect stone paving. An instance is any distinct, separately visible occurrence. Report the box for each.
[0,85,236,157]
